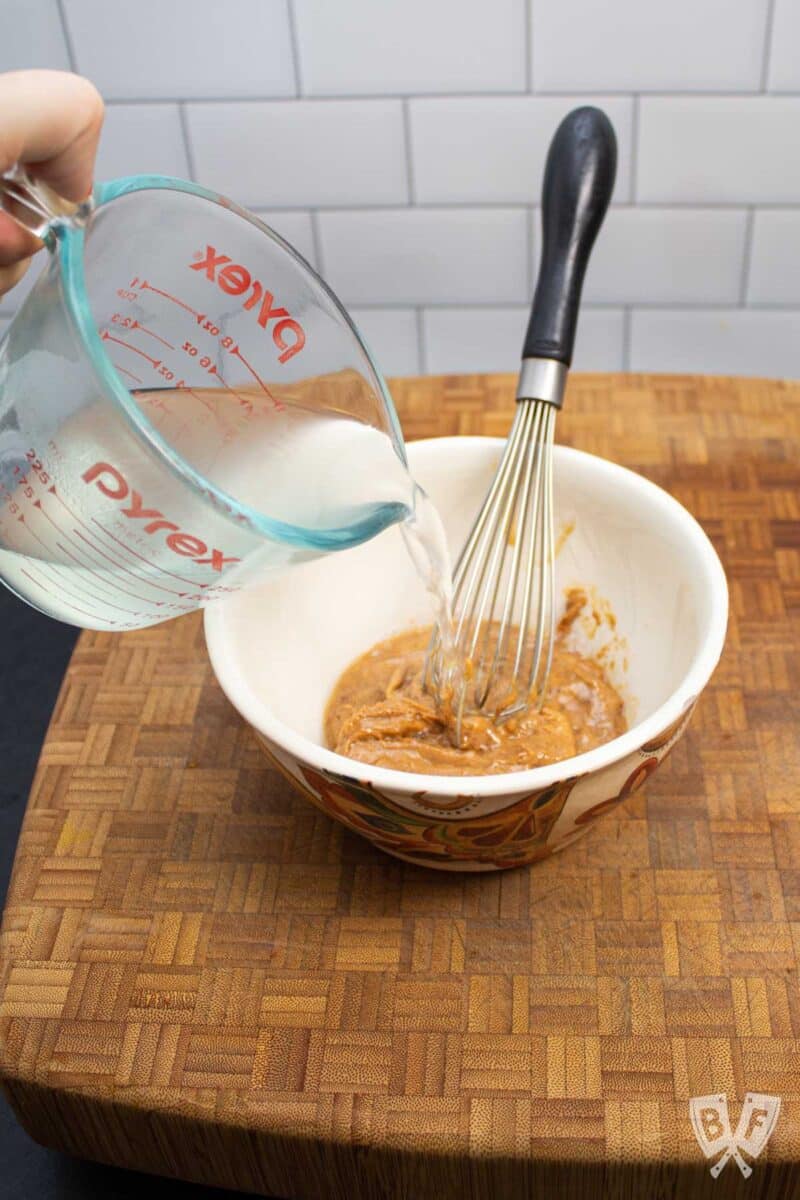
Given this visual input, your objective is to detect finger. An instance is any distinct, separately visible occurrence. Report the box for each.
[0,255,31,298]
[0,209,42,266]
[0,70,104,203]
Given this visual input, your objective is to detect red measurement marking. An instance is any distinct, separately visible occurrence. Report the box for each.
[25,483,189,618]
[19,516,53,559]
[230,393,254,416]
[230,345,285,412]
[53,538,87,568]
[48,547,141,614]
[114,363,144,385]
[91,519,205,588]
[36,502,135,597]
[186,386,218,417]
[133,320,175,351]
[46,485,173,601]
[90,572,160,610]
[218,376,242,396]
[102,330,160,368]
[39,488,123,578]
[19,566,115,625]
[141,280,204,322]
[35,560,122,614]
[73,528,185,597]
[54,540,164,609]
[32,497,62,533]
[48,483,82,525]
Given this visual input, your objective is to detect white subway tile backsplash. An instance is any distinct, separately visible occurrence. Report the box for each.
[253,210,317,267]
[578,208,748,304]
[186,101,407,208]
[94,105,190,180]
[423,306,524,373]
[767,0,800,91]
[0,0,71,71]
[410,97,633,204]
[630,308,800,377]
[532,0,768,93]
[348,308,420,377]
[317,209,529,305]
[63,0,295,99]
[293,0,526,96]
[638,98,800,204]
[747,211,800,304]
[423,307,624,374]
[2,4,797,381]
[572,310,627,372]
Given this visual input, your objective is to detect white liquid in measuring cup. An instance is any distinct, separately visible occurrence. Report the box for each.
[147,390,415,529]
[0,386,457,639]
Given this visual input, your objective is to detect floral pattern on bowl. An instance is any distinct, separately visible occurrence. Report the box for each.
[254,697,696,872]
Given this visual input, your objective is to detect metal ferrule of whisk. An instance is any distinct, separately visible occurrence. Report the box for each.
[425,106,617,746]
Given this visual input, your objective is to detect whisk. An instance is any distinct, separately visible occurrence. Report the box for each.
[428,107,617,741]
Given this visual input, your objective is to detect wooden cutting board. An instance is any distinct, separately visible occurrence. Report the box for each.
[1,373,799,1199]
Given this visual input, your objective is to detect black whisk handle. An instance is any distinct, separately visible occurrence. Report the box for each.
[522,106,616,367]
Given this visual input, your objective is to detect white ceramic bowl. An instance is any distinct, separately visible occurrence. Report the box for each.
[205,437,728,871]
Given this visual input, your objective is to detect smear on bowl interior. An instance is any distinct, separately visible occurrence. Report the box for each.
[325,588,627,776]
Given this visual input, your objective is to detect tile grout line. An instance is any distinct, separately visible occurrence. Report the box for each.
[622,307,632,370]
[402,99,416,205]
[760,0,778,91]
[286,0,304,97]
[629,94,640,203]
[5,296,800,318]
[178,105,197,182]
[96,89,800,105]
[54,0,77,72]
[184,200,782,214]
[739,207,756,305]
[526,0,534,92]
[526,206,536,298]
[416,308,428,374]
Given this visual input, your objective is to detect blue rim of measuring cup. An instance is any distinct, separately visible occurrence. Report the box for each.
[52,173,411,552]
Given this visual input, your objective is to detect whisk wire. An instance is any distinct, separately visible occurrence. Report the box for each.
[448,407,526,693]
[451,406,524,627]
[421,406,526,710]
[520,403,556,711]
[510,400,548,685]
[535,407,558,704]
[467,403,537,701]
[425,396,558,733]
[480,399,545,707]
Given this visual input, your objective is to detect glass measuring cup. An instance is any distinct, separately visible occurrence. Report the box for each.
[0,168,412,631]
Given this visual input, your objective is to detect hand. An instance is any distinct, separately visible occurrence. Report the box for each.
[0,70,103,298]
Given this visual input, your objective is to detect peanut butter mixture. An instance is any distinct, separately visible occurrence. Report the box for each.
[325,591,626,776]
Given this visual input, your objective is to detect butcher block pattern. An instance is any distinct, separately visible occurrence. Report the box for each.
[1,373,799,1198]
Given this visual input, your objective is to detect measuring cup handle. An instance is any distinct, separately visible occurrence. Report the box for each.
[0,163,86,239]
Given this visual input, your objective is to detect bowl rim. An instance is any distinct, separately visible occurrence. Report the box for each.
[205,437,729,798]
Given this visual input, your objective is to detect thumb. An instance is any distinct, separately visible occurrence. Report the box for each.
[0,70,104,203]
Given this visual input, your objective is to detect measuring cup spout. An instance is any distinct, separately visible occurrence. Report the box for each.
[0,163,93,241]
